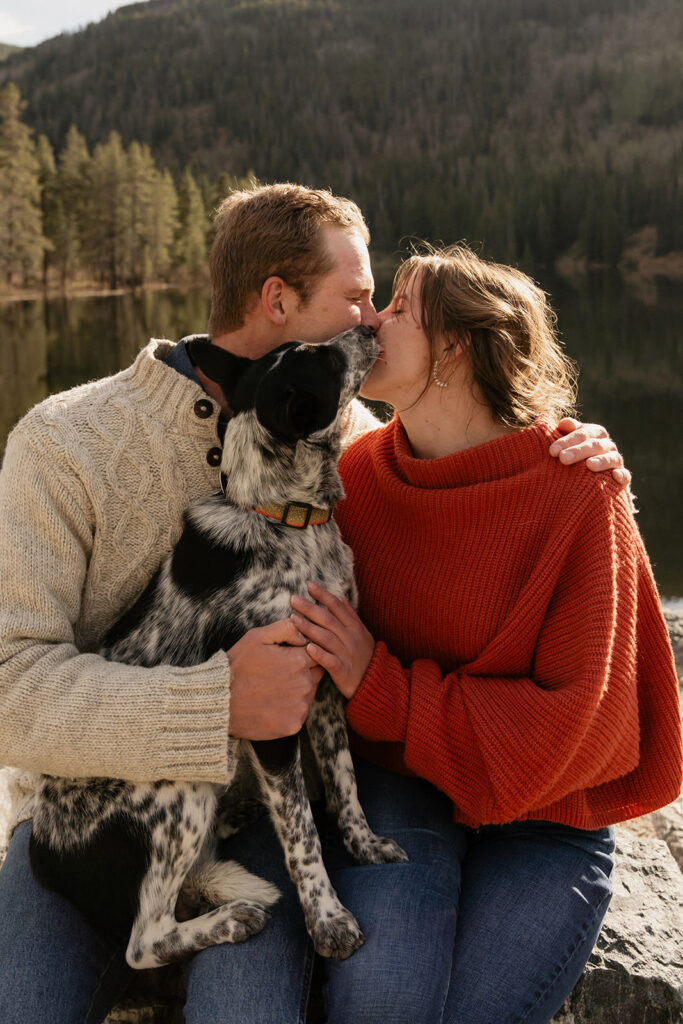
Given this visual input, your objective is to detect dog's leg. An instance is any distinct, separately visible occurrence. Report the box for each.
[214,797,265,839]
[213,758,266,840]
[306,675,409,865]
[248,736,365,960]
[126,783,277,969]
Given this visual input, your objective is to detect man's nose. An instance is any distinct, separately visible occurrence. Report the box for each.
[362,303,380,333]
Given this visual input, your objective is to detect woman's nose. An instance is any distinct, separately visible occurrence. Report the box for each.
[375,304,392,329]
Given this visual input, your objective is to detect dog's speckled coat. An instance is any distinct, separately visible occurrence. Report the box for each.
[30,327,407,969]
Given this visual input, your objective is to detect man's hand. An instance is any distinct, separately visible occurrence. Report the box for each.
[290,581,375,700]
[550,418,631,487]
[227,619,323,740]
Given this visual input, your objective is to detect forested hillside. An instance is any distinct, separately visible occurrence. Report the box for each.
[1,0,682,266]
[0,44,21,62]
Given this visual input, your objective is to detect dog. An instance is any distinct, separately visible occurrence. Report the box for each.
[29,325,407,969]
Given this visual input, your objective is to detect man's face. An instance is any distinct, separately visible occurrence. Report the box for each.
[284,225,379,343]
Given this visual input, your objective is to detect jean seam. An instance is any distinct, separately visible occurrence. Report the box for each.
[514,889,612,1024]
[437,918,458,1024]
[83,943,125,1024]
[298,940,316,1024]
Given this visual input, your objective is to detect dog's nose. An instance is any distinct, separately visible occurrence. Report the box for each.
[357,324,375,338]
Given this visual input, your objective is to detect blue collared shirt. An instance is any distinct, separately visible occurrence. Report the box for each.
[164,334,207,385]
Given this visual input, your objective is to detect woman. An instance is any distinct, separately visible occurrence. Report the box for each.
[278,245,682,1023]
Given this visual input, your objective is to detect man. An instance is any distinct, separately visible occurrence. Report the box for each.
[0,183,626,1022]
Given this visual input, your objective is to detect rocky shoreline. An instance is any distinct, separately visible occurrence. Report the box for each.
[1,609,681,1023]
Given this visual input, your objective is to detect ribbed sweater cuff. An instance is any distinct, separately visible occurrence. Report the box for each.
[154,650,233,780]
[402,671,490,821]
[347,642,410,742]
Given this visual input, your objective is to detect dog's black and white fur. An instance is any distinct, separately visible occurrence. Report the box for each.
[30,326,407,969]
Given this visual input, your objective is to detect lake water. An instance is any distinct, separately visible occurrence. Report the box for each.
[1,269,681,598]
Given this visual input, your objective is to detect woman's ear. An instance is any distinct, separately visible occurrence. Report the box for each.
[450,328,471,356]
[440,333,470,371]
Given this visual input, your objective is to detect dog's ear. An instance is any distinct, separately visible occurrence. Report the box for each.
[256,380,341,443]
[187,339,249,394]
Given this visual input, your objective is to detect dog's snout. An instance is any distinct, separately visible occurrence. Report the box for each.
[357,324,375,338]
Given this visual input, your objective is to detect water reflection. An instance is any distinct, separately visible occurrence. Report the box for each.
[0,273,680,596]
[546,273,682,599]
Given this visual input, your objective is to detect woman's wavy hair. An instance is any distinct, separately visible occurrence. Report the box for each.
[394,243,578,426]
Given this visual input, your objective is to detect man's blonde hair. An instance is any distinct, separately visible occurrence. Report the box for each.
[208,182,370,336]
[394,244,578,426]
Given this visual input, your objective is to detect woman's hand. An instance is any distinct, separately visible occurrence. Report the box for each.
[550,418,631,487]
[290,581,375,699]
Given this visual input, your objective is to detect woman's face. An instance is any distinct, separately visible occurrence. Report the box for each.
[360,272,433,407]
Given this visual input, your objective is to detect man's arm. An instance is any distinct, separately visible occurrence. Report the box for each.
[551,417,631,487]
[340,399,382,452]
[0,427,234,782]
[0,428,321,782]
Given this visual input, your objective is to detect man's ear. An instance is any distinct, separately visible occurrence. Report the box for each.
[256,382,340,443]
[187,339,249,388]
[261,277,289,325]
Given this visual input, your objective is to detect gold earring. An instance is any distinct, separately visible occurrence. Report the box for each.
[432,357,449,388]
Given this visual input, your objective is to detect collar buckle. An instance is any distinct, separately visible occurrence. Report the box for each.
[282,502,315,528]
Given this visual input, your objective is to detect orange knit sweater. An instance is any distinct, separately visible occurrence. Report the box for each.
[338,417,682,830]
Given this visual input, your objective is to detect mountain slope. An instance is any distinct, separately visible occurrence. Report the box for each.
[1,0,681,261]
[0,43,22,61]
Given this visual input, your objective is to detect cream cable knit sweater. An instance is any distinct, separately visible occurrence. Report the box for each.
[0,339,379,832]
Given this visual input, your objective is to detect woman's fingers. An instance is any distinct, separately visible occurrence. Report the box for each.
[306,580,357,623]
[291,612,341,655]
[290,582,356,631]
[304,643,342,677]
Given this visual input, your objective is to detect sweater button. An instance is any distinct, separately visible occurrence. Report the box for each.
[206,446,222,467]
[194,398,213,419]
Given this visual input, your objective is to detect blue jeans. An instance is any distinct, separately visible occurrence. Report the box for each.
[0,759,614,1024]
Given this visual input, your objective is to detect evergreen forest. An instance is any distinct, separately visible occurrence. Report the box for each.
[0,83,253,288]
[0,0,681,289]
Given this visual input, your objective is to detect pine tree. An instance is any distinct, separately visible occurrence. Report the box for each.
[0,83,47,285]
[35,134,57,285]
[55,126,91,285]
[125,141,159,285]
[84,131,129,288]
[174,168,208,279]
[148,169,179,280]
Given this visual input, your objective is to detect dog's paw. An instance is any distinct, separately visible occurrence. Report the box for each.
[308,907,365,960]
[347,833,409,865]
[226,899,271,943]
